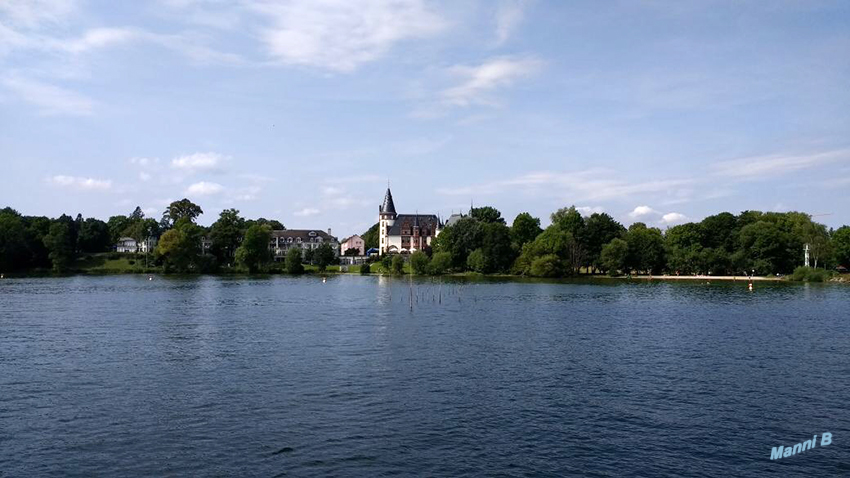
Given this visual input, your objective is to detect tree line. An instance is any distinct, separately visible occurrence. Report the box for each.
[0,199,335,274]
[360,206,850,278]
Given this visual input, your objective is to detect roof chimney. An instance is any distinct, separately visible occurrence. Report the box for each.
[327,228,332,236]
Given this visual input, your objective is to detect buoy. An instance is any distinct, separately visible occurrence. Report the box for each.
[748,282,753,291]
[148,276,153,281]
[322,277,327,283]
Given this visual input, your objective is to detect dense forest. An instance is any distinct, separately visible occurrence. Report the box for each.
[2,199,849,279]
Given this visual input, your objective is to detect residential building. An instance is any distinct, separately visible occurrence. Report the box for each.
[269,229,340,260]
[378,187,442,255]
[340,234,365,256]
[115,236,157,253]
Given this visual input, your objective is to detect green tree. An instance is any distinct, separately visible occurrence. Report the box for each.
[479,222,515,273]
[285,247,304,274]
[107,215,131,243]
[428,252,452,275]
[511,212,542,248]
[600,238,628,276]
[314,243,337,271]
[0,209,27,271]
[155,219,203,272]
[77,217,112,253]
[162,198,203,227]
[529,254,562,277]
[410,250,430,274]
[234,224,272,273]
[210,209,246,261]
[738,220,796,274]
[625,223,665,274]
[391,255,404,274]
[43,221,75,271]
[344,248,360,256]
[381,255,392,272]
[470,206,505,224]
[584,213,625,273]
[512,226,575,276]
[432,217,482,270]
[360,262,371,274]
[361,223,379,250]
[466,248,487,273]
[833,226,850,267]
[245,218,284,231]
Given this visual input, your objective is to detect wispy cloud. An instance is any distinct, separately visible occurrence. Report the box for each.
[171,152,226,173]
[2,76,94,115]
[441,56,543,107]
[494,0,526,45]
[294,207,320,217]
[0,0,77,29]
[185,181,224,196]
[247,0,445,72]
[48,175,112,190]
[713,149,850,179]
[437,169,693,202]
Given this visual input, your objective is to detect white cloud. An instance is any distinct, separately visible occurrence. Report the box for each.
[576,206,605,217]
[185,181,224,195]
[713,149,850,179]
[48,175,112,190]
[294,207,321,217]
[61,27,140,54]
[661,212,687,224]
[441,56,543,107]
[629,205,657,218]
[495,0,525,45]
[2,76,94,115]
[171,152,226,172]
[139,172,152,181]
[248,0,445,72]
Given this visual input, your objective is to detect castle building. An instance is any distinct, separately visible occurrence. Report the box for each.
[378,187,442,255]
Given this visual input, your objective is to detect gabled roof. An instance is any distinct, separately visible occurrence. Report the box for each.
[380,188,396,214]
[271,229,337,241]
[340,234,362,243]
[387,214,440,236]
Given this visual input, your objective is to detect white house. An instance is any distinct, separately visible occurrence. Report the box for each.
[115,236,157,253]
[378,187,441,255]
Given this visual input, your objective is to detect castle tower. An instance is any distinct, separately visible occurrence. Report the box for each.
[378,187,397,255]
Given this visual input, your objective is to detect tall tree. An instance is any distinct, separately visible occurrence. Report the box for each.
[234,224,271,273]
[362,223,379,250]
[314,243,337,271]
[625,223,665,274]
[162,198,203,227]
[77,218,112,253]
[511,212,542,249]
[43,221,75,271]
[470,206,505,224]
[0,208,27,271]
[832,226,850,267]
[210,209,246,261]
[584,213,625,273]
[154,218,203,272]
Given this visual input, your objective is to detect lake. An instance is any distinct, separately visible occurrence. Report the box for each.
[1,275,848,476]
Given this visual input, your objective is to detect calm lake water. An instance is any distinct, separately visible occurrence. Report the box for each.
[1,275,848,477]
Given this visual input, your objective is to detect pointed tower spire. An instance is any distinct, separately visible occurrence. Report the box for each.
[380,186,396,215]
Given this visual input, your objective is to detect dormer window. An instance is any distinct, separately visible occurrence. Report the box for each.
[296,237,302,243]
[309,231,316,237]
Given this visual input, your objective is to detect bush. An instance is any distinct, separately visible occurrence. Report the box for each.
[428,252,451,275]
[410,251,430,275]
[360,263,371,274]
[466,248,487,273]
[128,259,136,265]
[791,266,830,283]
[381,255,392,272]
[530,254,562,278]
[391,255,404,274]
[285,248,304,274]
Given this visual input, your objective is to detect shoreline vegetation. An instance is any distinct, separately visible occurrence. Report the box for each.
[2,200,849,284]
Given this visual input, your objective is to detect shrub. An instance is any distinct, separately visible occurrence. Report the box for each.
[391,255,404,274]
[428,252,452,275]
[410,251,430,275]
[466,248,487,273]
[128,260,136,265]
[791,266,830,283]
[381,255,392,272]
[285,248,304,274]
[530,254,562,278]
[360,263,371,274]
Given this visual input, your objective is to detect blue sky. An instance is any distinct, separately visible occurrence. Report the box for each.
[1,0,848,236]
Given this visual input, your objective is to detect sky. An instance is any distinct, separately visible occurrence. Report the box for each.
[1,0,849,237]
